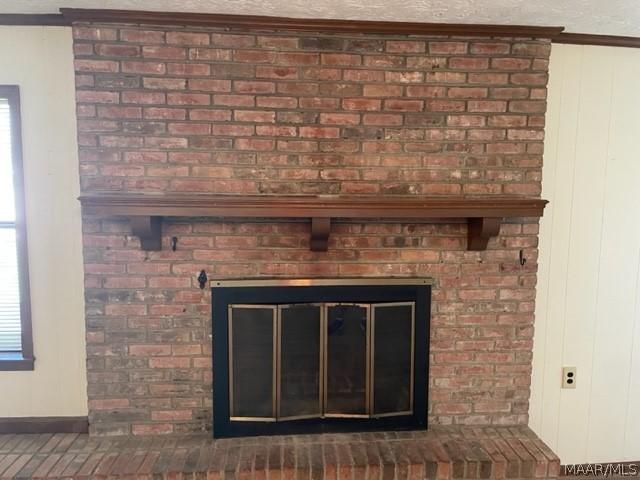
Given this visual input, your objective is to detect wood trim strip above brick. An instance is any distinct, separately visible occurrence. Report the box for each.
[0,14,69,26]
[0,417,88,434]
[554,32,640,49]
[59,8,564,37]
[2,9,639,49]
[79,194,548,252]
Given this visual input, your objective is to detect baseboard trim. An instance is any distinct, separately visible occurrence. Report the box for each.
[0,416,88,434]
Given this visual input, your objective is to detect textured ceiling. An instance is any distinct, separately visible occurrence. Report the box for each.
[3,0,640,36]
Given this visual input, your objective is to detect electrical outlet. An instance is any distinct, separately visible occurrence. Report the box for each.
[562,367,577,389]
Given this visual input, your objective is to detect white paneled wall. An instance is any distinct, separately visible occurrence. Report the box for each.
[531,43,640,464]
[0,27,87,417]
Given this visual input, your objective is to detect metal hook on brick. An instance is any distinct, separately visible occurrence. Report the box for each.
[519,250,527,267]
[197,270,208,289]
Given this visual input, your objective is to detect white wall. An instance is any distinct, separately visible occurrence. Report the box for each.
[531,43,640,464]
[0,26,87,417]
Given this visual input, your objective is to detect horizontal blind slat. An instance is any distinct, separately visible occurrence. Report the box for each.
[0,98,22,352]
[0,228,21,351]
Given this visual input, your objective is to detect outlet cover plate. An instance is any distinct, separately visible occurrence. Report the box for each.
[562,366,577,389]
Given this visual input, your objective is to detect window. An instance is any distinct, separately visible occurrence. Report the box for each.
[0,86,33,370]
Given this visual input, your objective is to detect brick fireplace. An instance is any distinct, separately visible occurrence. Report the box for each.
[72,20,550,436]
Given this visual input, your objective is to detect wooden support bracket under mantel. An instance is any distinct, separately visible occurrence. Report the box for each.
[130,215,162,251]
[79,194,548,252]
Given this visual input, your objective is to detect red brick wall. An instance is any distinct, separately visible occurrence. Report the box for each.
[72,23,550,435]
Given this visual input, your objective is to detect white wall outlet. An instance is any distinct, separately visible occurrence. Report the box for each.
[562,366,577,389]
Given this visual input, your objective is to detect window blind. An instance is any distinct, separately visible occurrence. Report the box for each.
[0,97,22,352]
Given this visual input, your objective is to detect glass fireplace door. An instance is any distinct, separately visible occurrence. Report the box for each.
[228,305,277,421]
[228,301,414,422]
[277,304,322,420]
[371,302,415,417]
[324,304,370,417]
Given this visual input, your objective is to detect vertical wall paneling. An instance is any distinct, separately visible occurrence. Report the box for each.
[625,242,640,459]
[532,44,640,464]
[528,44,560,443]
[586,49,640,462]
[0,26,87,417]
[532,43,582,452]
[557,45,613,464]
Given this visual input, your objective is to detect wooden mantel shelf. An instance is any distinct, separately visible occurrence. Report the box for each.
[79,194,548,252]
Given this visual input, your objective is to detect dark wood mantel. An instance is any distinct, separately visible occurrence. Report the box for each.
[79,194,548,252]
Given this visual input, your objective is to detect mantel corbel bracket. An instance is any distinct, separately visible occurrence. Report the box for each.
[130,215,162,251]
[310,217,331,252]
[467,217,501,251]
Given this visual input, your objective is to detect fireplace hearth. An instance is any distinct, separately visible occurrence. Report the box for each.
[211,278,431,437]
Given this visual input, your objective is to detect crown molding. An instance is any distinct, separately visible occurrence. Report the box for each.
[59,8,564,38]
[0,13,69,26]
[555,32,640,49]
[4,12,638,49]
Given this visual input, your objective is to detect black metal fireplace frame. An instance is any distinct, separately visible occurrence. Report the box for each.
[211,279,431,438]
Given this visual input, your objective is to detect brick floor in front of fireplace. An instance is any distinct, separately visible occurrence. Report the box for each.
[0,425,560,479]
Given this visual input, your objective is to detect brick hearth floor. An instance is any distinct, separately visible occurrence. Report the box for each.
[0,426,560,479]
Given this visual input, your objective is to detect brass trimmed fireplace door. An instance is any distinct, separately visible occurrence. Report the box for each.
[212,278,430,437]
